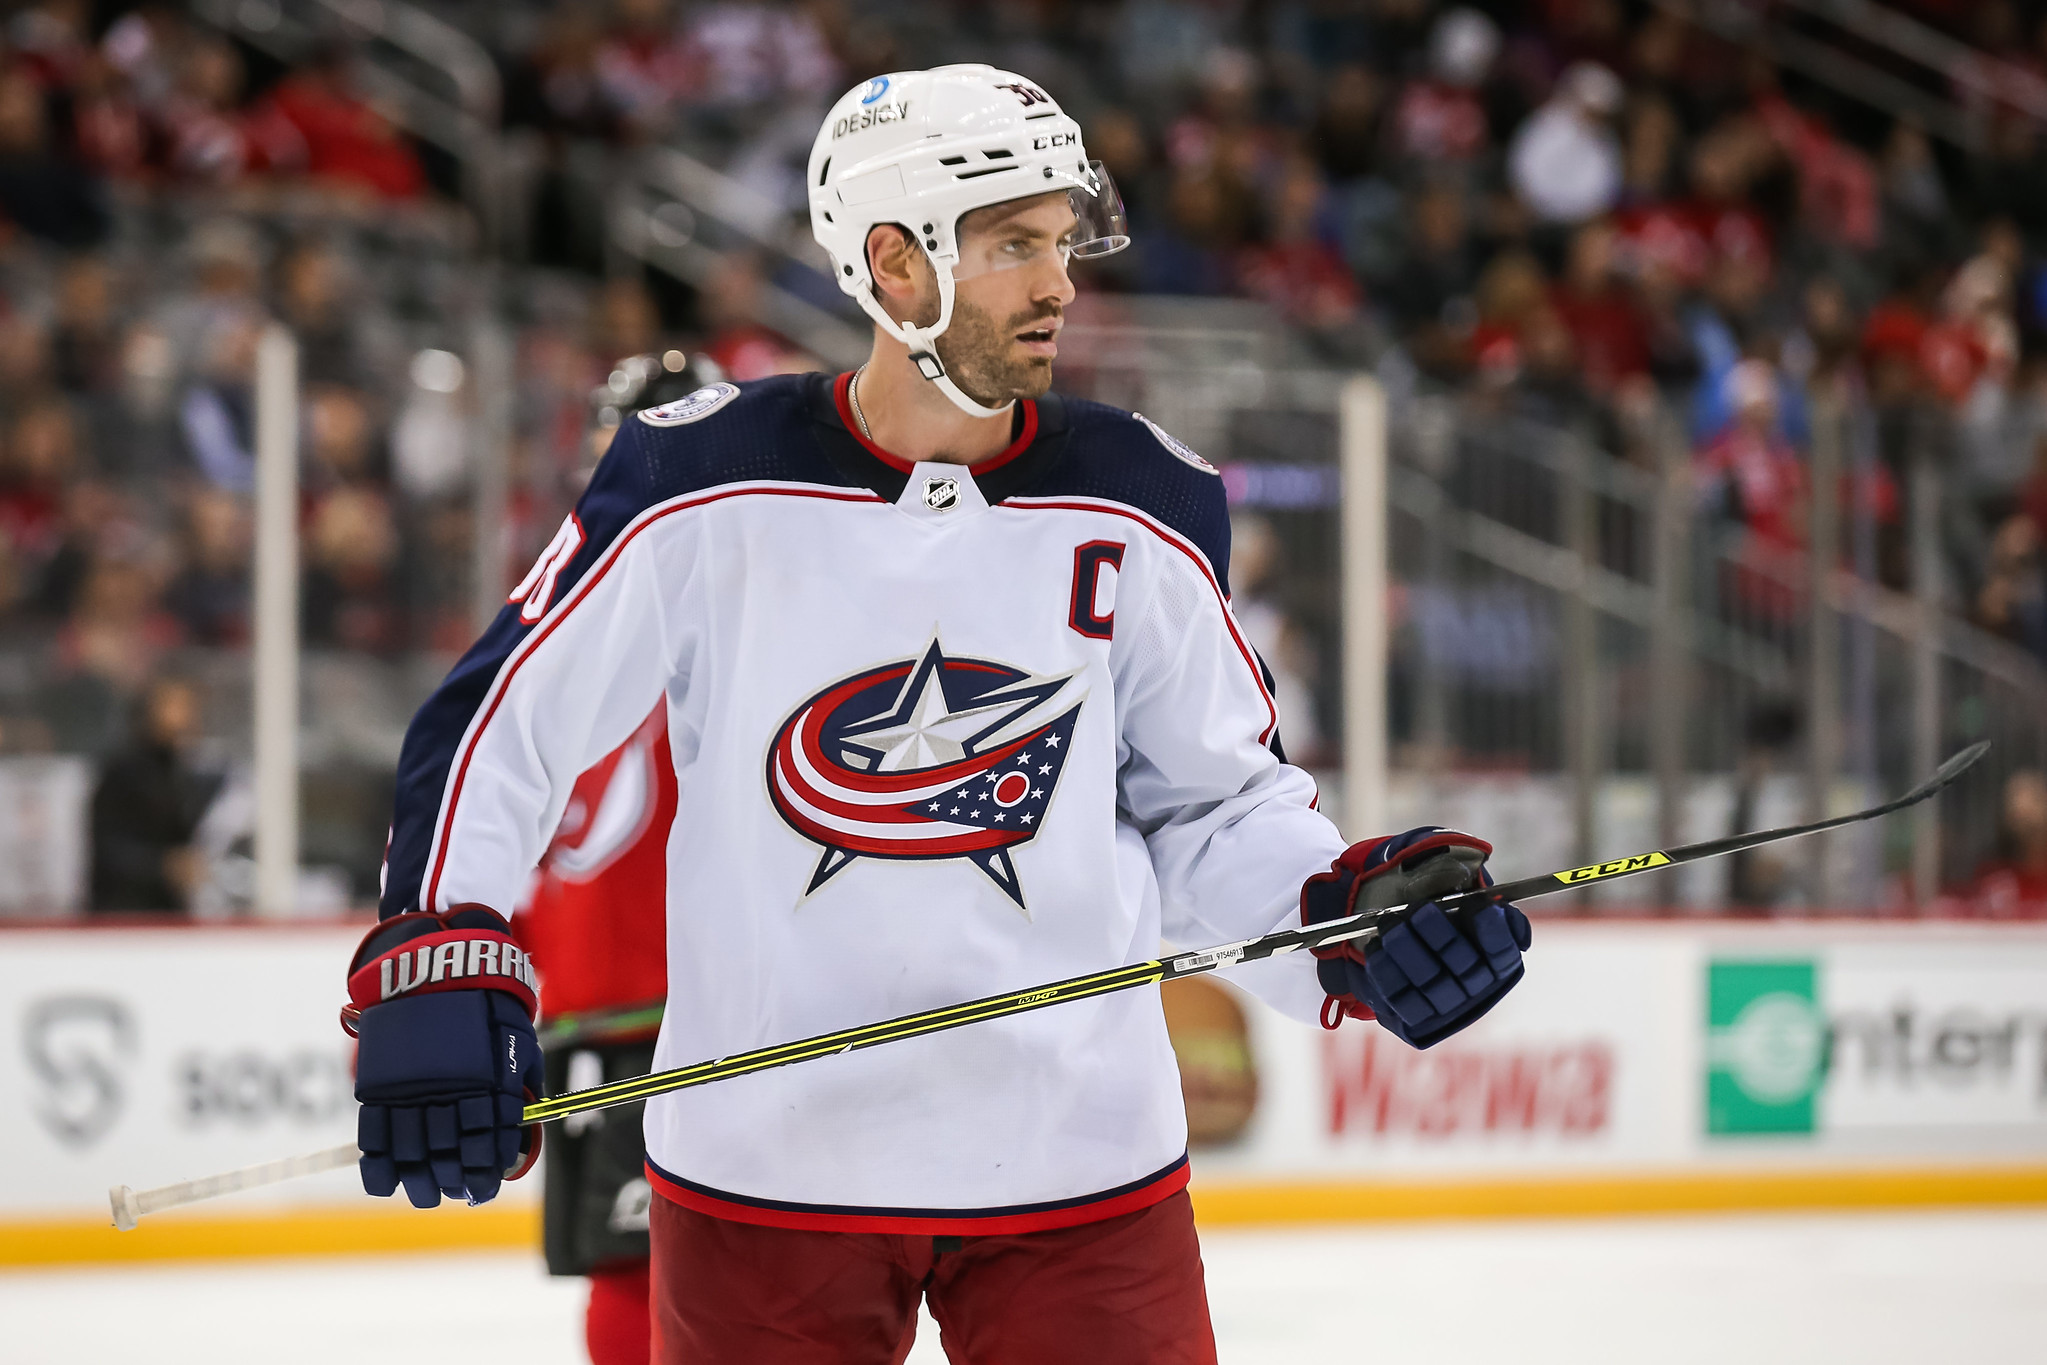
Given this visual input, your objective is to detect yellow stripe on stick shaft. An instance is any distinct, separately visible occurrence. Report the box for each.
[522,960,1165,1123]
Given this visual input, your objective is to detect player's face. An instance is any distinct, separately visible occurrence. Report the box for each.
[938,194,1080,405]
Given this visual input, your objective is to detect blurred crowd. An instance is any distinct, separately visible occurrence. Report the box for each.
[485,0,2047,659]
[0,0,2041,914]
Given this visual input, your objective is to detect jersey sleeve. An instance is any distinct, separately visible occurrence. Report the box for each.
[1115,509,1349,1026]
[380,417,697,919]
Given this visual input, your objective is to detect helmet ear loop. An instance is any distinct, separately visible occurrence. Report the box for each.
[853,241,1015,420]
[849,231,956,366]
[914,264,1021,419]
[900,262,958,383]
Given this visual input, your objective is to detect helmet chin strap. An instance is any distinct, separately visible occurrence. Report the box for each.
[854,260,1016,421]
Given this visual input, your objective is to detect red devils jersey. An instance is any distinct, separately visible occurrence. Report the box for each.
[518,705,674,1017]
[380,373,1347,1234]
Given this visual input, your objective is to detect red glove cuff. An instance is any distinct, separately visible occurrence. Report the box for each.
[341,906,539,1035]
[1299,829,1496,946]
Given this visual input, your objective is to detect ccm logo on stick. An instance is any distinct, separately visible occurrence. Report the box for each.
[1555,851,1671,884]
[1069,541,1124,639]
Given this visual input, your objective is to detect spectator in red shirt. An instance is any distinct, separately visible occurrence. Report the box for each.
[1959,769,2047,917]
[67,48,148,181]
[1697,360,1807,621]
[157,36,269,185]
[1698,360,1806,549]
[1389,7,1498,172]
[1756,91,1878,250]
[696,252,811,381]
[1615,122,1772,290]
[1236,157,1362,339]
[1550,218,1649,395]
[1976,513,2047,661]
[2020,434,2047,539]
[259,45,425,200]
[1860,263,1945,406]
[1466,248,1550,385]
[595,0,699,139]
[1927,254,2017,406]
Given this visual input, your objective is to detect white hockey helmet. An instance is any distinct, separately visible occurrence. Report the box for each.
[808,65,1130,417]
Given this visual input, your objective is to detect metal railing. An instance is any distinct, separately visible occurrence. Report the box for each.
[194,0,509,241]
[1778,0,2047,128]
[1056,309,2047,910]
[607,144,869,369]
[1659,0,2017,151]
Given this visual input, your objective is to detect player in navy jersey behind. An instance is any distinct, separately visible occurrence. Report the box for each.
[343,65,1532,1364]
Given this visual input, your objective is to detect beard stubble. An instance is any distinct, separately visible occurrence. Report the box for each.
[931,294,1058,406]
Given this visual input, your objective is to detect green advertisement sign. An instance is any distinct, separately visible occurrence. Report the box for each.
[1705,960,1826,1135]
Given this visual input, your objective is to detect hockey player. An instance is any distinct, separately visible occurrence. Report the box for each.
[523,701,672,1365]
[522,355,713,1365]
[344,66,1530,1363]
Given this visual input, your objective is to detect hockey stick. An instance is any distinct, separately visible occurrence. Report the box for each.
[109,1144,358,1231]
[102,1001,667,1230]
[110,741,1985,1226]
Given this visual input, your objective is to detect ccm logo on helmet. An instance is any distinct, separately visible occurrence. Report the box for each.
[833,100,911,139]
[1032,131,1079,150]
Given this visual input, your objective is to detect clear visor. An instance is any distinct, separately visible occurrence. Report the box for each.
[949,160,1132,281]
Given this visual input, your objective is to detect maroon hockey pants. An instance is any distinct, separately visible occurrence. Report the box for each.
[647,1190,1219,1364]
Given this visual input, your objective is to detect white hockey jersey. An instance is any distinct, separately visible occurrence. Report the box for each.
[382,372,1349,1233]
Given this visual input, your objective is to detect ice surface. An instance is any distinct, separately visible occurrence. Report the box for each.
[5,1210,2044,1363]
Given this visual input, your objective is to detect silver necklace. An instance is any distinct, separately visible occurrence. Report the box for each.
[848,365,874,439]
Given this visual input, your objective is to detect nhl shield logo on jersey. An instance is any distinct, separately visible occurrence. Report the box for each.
[922,476,960,511]
[766,637,1083,910]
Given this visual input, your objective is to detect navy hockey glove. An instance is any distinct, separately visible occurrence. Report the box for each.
[342,906,544,1207]
[1300,827,1531,1049]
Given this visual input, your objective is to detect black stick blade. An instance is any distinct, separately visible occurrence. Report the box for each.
[1910,740,1990,804]
[1444,742,1993,913]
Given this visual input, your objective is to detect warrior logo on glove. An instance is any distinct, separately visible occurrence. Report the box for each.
[345,906,544,1209]
[766,635,1082,910]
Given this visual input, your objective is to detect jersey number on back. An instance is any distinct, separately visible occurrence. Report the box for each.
[509,514,586,624]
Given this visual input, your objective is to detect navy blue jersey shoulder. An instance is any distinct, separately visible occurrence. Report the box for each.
[380,376,843,917]
[1020,398,1233,595]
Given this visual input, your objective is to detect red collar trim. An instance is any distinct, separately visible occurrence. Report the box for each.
[832,371,1039,476]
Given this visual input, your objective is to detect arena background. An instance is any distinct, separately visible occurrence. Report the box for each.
[1,0,2045,1360]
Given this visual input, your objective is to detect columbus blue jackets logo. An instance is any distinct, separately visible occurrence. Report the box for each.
[637,383,740,427]
[767,637,1082,911]
[1134,412,1218,474]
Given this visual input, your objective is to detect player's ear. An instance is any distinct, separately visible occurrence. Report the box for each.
[865,224,935,324]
